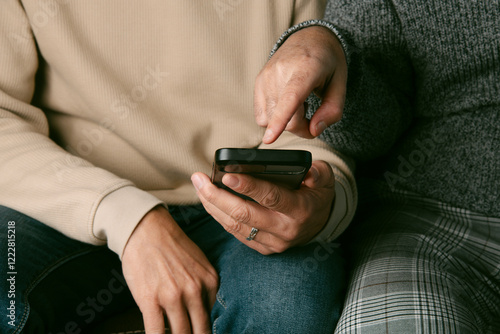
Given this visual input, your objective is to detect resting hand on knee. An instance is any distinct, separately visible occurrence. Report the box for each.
[122,206,218,334]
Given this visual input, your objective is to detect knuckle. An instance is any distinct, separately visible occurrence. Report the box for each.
[229,205,252,224]
[258,249,273,256]
[136,296,159,311]
[203,188,217,204]
[184,278,203,298]
[269,241,290,254]
[239,178,259,196]
[254,107,268,127]
[260,187,283,209]
[223,219,243,235]
[280,90,302,106]
[255,117,268,128]
[206,272,219,289]
[281,227,300,243]
[164,287,182,304]
[206,280,219,296]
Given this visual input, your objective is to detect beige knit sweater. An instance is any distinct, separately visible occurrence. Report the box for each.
[0,0,355,257]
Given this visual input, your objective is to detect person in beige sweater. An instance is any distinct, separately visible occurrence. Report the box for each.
[0,1,356,333]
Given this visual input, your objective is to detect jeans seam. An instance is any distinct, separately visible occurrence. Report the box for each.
[216,292,227,309]
[212,317,219,334]
[212,291,227,334]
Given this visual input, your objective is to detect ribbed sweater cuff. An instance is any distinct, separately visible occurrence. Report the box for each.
[311,181,347,243]
[269,19,351,66]
[93,186,164,258]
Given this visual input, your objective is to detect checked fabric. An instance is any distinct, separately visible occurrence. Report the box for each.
[335,181,500,334]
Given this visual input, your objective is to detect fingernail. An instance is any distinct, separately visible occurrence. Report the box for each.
[262,128,274,143]
[315,121,327,136]
[191,174,207,191]
[222,174,239,188]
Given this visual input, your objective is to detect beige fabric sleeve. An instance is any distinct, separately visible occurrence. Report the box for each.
[0,1,159,254]
[293,0,327,25]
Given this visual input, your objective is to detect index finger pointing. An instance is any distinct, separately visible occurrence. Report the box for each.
[262,74,316,144]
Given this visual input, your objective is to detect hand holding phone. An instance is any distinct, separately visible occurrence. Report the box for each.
[210,148,312,197]
[194,156,336,254]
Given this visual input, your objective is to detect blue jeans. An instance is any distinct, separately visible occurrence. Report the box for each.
[0,204,346,333]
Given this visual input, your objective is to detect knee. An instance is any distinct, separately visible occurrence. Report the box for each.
[213,283,342,334]
[212,242,346,333]
[247,284,342,334]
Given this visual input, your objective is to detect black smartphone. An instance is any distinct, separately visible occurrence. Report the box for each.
[210,148,312,197]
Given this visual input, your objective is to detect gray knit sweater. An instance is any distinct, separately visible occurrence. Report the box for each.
[273,0,500,216]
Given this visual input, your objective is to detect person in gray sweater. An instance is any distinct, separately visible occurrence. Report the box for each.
[256,0,500,332]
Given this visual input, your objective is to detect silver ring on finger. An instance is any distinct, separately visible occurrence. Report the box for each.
[246,227,259,241]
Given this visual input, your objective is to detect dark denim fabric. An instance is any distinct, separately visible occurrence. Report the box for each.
[1,205,346,334]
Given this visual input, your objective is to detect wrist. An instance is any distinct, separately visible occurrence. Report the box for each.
[123,205,181,257]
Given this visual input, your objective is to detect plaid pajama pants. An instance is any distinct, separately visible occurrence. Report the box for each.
[335,182,500,334]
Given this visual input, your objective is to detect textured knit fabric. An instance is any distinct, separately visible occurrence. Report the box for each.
[335,182,500,334]
[323,0,500,216]
[319,1,499,332]
[275,0,500,216]
[0,204,345,334]
[0,1,357,257]
[269,0,499,332]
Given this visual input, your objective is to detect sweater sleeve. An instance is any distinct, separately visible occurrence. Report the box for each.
[0,1,162,257]
[270,0,415,163]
